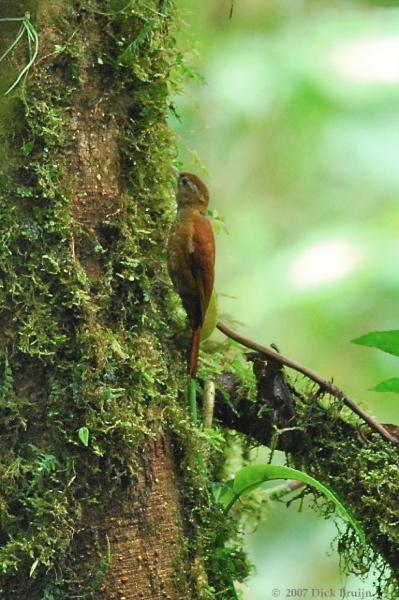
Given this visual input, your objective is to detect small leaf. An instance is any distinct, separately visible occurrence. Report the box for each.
[78,426,89,447]
[201,290,218,341]
[371,378,399,393]
[23,140,34,156]
[30,558,39,577]
[222,464,364,543]
[211,482,234,507]
[352,330,399,358]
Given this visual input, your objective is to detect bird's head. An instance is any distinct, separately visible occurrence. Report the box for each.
[174,171,209,212]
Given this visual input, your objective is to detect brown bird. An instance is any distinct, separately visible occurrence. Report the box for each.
[167,170,215,378]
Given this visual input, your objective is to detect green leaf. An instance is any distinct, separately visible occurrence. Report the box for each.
[352,330,399,358]
[29,558,39,577]
[211,482,235,507]
[201,290,218,341]
[23,140,34,156]
[78,426,89,447]
[222,464,365,543]
[371,378,399,393]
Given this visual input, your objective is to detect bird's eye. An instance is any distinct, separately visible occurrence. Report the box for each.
[180,176,189,187]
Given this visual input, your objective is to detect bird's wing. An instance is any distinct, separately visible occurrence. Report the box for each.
[187,215,215,326]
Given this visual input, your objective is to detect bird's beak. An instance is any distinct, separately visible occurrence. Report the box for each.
[172,166,180,179]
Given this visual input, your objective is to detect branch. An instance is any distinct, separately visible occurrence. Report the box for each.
[217,321,398,446]
[212,365,399,583]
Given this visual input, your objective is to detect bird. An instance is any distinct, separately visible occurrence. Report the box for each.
[167,170,215,378]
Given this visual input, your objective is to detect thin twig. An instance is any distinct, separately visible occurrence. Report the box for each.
[217,320,398,446]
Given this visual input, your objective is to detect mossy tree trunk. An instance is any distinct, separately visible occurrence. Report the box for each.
[0,2,236,598]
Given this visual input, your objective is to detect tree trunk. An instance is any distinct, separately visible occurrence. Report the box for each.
[0,2,239,598]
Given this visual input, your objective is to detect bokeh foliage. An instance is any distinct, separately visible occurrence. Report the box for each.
[173,0,399,597]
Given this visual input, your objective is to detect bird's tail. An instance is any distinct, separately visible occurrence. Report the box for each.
[189,327,201,378]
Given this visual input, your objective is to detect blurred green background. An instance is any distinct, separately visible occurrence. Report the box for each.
[171,1,399,597]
